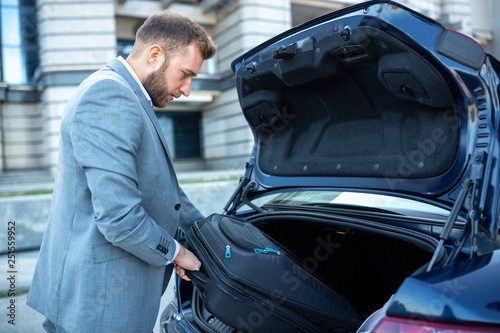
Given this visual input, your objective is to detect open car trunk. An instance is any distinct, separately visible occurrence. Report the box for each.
[173,2,500,332]
[188,212,447,332]
[249,212,444,319]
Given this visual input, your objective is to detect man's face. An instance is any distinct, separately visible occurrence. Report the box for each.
[144,43,204,108]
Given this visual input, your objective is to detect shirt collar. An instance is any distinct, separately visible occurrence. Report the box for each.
[117,56,153,107]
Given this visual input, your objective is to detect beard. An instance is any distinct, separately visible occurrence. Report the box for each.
[143,68,170,108]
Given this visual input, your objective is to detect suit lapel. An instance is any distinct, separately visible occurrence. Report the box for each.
[106,58,176,163]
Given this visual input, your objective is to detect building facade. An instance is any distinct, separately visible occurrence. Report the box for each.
[0,0,499,178]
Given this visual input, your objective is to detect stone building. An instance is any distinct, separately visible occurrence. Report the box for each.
[0,0,499,179]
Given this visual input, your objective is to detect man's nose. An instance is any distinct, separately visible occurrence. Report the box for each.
[179,79,192,97]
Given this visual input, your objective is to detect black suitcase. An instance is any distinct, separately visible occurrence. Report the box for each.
[186,214,362,333]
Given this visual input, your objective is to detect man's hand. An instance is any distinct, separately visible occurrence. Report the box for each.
[173,244,201,281]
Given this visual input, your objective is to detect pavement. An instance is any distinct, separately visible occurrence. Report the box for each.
[0,168,243,332]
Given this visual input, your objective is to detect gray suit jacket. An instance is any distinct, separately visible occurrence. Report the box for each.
[27,58,205,332]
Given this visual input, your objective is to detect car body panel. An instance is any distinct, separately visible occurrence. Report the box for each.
[388,249,500,325]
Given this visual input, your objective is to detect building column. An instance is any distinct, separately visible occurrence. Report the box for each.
[0,102,3,172]
[0,101,44,171]
[37,0,117,176]
[202,0,292,171]
[489,1,500,58]
[395,0,471,35]
[471,0,500,59]
[441,0,472,35]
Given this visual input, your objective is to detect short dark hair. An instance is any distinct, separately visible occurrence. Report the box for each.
[129,10,216,61]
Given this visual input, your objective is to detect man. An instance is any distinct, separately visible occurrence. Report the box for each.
[27,10,216,332]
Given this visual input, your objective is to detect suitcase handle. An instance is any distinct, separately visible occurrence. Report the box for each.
[186,270,208,291]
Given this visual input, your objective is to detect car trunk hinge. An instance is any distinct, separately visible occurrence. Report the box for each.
[427,178,473,272]
[427,151,488,271]
[223,152,257,215]
[468,151,488,257]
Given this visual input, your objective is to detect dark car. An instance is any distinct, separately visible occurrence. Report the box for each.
[161,1,500,332]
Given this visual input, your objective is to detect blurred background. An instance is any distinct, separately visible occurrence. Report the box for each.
[0,0,499,181]
[1,1,499,331]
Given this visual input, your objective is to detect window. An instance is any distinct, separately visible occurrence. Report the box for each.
[156,111,202,159]
[0,0,39,85]
[117,39,134,59]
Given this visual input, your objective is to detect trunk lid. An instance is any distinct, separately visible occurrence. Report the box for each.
[230,0,500,237]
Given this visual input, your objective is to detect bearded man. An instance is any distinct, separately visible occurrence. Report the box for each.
[27,10,216,332]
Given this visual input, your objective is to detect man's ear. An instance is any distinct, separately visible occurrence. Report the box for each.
[147,45,164,69]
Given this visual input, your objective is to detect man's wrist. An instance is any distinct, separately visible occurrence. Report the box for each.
[165,240,180,265]
[172,242,184,264]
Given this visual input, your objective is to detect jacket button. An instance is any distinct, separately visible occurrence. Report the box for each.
[175,203,181,211]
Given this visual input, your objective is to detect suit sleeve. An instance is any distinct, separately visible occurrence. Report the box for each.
[71,77,177,266]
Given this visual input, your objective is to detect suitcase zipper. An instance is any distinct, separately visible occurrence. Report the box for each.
[204,222,232,259]
[254,247,280,255]
[206,220,280,258]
